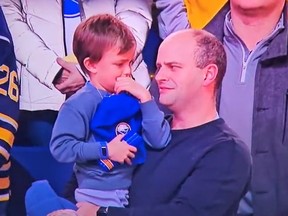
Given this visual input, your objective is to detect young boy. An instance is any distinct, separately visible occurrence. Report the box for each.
[49,14,171,208]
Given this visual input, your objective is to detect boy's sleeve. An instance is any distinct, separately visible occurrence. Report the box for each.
[140,99,171,149]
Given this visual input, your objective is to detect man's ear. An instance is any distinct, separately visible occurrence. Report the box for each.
[83,57,97,74]
[203,64,218,86]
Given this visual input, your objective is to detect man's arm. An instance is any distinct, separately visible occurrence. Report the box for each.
[0,0,62,89]
[155,0,190,39]
[107,141,251,216]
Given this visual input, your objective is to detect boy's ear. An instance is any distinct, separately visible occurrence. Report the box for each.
[203,64,218,86]
[83,57,97,74]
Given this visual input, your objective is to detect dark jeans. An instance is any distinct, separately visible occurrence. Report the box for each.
[14,110,58,147]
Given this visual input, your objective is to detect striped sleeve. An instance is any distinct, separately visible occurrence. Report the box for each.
[0,6,19,201]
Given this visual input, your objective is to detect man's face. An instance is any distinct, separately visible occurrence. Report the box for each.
[155,37,203,111]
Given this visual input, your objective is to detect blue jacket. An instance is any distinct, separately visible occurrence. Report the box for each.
[0,7,19,202]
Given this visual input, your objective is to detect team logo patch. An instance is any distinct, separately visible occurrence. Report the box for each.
[63,0,80,18]
[115,122,131,135]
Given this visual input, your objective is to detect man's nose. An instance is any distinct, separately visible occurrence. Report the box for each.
[155,67,165,81]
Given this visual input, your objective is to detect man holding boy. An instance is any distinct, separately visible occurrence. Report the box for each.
[53,29,251,216]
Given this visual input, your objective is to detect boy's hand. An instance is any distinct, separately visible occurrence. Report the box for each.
[114,77,152,103]
[107,134,137,165]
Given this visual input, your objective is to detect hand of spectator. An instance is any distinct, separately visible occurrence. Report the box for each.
[76,202,100,216]
[54,57,85,95]
[47,209,78,216]
[107,134,137,165]
[114,77,152,103]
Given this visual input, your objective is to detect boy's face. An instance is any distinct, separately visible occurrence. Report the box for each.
[92,45,136,93]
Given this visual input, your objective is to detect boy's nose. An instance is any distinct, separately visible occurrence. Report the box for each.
[122,65,132,77]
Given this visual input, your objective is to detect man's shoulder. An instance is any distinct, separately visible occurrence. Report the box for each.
[211,118,250,157]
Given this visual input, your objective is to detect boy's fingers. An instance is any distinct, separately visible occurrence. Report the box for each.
[124,157,132,165]
[128,145,137,153]
[128,152,135,159]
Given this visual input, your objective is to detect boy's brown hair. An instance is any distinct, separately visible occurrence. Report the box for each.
[73,14,136,74]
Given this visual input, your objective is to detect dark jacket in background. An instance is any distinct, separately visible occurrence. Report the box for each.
[206,4,288,216]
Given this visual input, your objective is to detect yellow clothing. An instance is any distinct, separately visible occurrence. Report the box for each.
[184,0,228,29]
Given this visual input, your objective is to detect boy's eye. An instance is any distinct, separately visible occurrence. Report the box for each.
[114,63,124,67]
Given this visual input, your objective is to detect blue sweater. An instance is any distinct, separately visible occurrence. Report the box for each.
[0,7,19,202]
[108,118,251,216]
[50,82,170,190]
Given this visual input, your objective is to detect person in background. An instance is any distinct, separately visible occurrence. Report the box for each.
[50,28,251,216]
[49,14,170,210]
[0,6,19,216]
[155,0,288,215]
[0,0,153,146]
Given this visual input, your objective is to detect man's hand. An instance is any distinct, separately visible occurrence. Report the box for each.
[107,134,137,165]
[114,77,152,103]
[77,202,100,216]
[53,57,85,95]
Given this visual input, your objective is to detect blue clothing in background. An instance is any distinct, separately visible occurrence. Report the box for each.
[0,6,19,215]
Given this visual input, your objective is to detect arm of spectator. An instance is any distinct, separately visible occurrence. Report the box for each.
[53,57,85,95]
[0,78,18,168]
[116,0,153,87]
[0,0,62,89]
[0,20,19,169]
[155,0,190,39]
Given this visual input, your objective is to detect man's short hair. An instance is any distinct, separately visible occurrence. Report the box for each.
[192,30,227,90]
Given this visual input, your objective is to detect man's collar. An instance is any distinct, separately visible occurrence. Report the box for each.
[261,4,288,62]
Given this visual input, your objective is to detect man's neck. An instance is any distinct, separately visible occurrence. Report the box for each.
[231,4,284,50]
[171,99,218,130]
